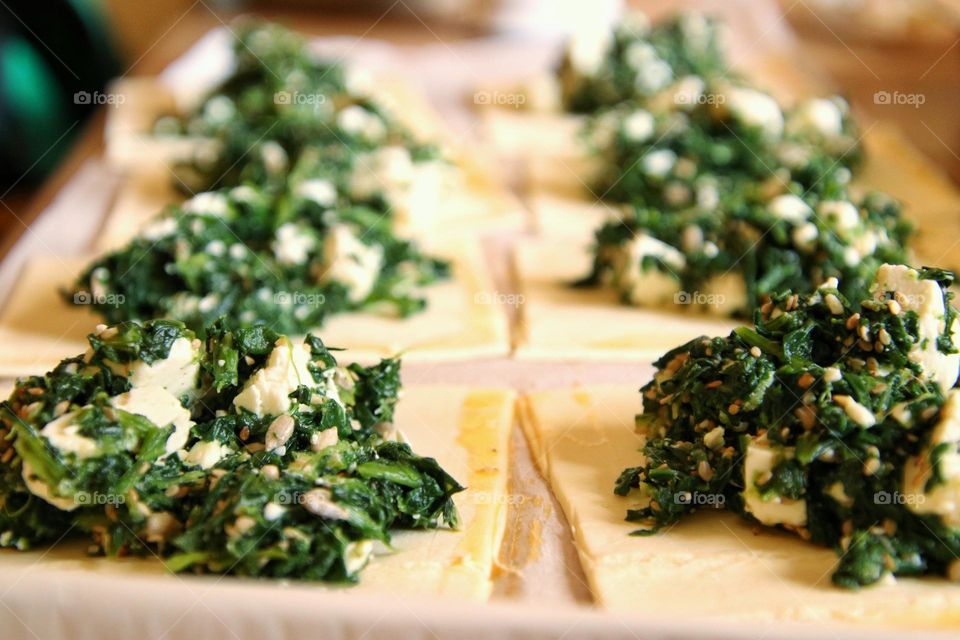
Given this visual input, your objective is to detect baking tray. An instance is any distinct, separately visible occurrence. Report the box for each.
[1,7,958,639]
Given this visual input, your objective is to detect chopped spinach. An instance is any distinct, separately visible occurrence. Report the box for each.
[616,265,960,587]
[0,320,462,582]
[555,10,913,317]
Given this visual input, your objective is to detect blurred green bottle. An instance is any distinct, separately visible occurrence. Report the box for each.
[0,0,120,188]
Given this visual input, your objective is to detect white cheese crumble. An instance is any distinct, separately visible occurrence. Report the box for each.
[656,75,705,111]
[310,427,340,451]
[260,141,288,175]
[128,337,201,400]
[701,273,748,315]
[315,224,384,303]
[264,502,287,522]
[695,180,719,211]
[182,192,229,217]
[337,105,386,142]
[902,389,960,527]
[622,109,655,142]
[203,95,235,125]
[768,194,812,223]
[823,366,842,383]
[872,264,960,392]
[724,86,783,138]
[273,223,315,266]
[112,386,195,454]
[233,338,315,417]
[140,217,178,241]
[615,233,685,306]
[39,412,98,459]
[791,222,819,250]
[742,438,807,527]
[787,98,844,140]
[818,200,860,233]
[641,149,677,178]
[295,178,337,207]
[624,42,673,93]
[229,243,247,260]
[182,440,231,469]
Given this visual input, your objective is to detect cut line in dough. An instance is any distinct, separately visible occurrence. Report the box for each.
[362,385,515,600]
[520,385,960,627]
[0,239,509,377]
[512,237,739,361]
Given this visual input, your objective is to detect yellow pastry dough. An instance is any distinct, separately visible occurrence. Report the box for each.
[520,385,960,628]
[513,237,739,361]
[0,240,509,377]
[357,385,514,600]
[0,385,514,602]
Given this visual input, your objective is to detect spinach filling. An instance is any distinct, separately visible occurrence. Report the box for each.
[556,10,913,316]
[68,182,448,334]
[154,20,443,195]
[0,320,462,581]
[615,265,960,588]
[558,12,730,113]
[69,21,458,333]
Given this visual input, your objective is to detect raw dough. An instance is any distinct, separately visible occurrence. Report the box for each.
[520,385,960,627]
[512,237,739,361]
[0,240,509,377]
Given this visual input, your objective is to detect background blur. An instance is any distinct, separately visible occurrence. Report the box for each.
[1,0,958,249]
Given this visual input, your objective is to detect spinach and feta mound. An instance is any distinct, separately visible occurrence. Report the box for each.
[615,264,960,588]
[589,87,862,206]
[0,320,462,581]
[557,11,729,113]
[68,182,448,333]
[583,185,910,316]
[562,11,912,317]
[154,19,454,225]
